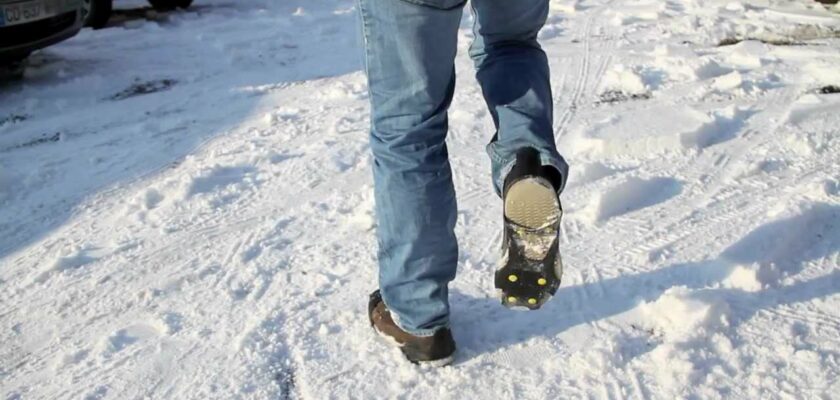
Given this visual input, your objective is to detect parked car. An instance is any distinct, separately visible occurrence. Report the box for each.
[82,0,192,29]
[0,0,84,79]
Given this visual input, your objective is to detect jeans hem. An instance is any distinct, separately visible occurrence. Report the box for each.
[398,0,466,10]
[383,297,449,337]
[487,142,569,196]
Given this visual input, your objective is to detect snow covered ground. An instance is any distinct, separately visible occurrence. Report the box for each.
[1,0,839,398]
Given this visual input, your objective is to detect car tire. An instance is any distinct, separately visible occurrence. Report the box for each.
[148,0,193,11]
[82,0,113,29]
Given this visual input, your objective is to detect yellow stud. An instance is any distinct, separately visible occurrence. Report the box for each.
[508,274,518,283]
[528,298,538,305]
[507,296,518,303]
[537,278,548,286]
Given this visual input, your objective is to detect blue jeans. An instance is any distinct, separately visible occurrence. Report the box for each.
[358,0,569,336]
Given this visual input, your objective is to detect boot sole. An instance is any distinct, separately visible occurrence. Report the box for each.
[504,178,561,229]
[372,327,455,367]
[496,177,563,310]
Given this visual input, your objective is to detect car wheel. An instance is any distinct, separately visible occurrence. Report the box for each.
[82,0,113,29]
[148,0,193,11]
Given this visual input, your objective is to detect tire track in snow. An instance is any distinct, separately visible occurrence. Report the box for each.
[553,0,618,139]
[553,10,593,139]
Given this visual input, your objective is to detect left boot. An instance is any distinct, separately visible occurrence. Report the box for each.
[495,148,564,310]
[368,290,456,366]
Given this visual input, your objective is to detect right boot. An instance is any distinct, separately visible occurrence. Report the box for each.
[368,290,456,366]
[495,147,564,310]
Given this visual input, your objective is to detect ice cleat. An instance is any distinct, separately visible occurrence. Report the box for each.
[495,148,564,310]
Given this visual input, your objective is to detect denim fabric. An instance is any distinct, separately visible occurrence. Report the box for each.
[358,0,569,336]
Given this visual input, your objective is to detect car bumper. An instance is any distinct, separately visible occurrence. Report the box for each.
[0,3,83,63]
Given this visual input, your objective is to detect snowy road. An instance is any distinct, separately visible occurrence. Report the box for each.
[2,0,839,398]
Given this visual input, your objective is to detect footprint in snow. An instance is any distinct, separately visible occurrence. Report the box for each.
[99,323,165,358]
[33,249,99,283]
[721,202,840,286]
[588,176,683,222]
[568,162,633,187]
[681,106,755,149]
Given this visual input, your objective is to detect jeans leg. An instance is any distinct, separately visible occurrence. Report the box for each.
[469,0,569,195]
[358,0,464,336]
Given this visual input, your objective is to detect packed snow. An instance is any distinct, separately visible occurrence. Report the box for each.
[1,0,839,398]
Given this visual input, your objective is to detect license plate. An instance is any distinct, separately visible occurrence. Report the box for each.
[0,0,79,28]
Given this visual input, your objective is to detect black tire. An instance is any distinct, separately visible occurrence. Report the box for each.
[148,0,193,11]
[82,0,112,29]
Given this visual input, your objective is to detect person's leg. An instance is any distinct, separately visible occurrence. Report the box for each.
[469,0,569,195]
[470,0,568,309]
[358,0,465,335]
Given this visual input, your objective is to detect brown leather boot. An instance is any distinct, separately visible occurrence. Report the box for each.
[368,290,456,366]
